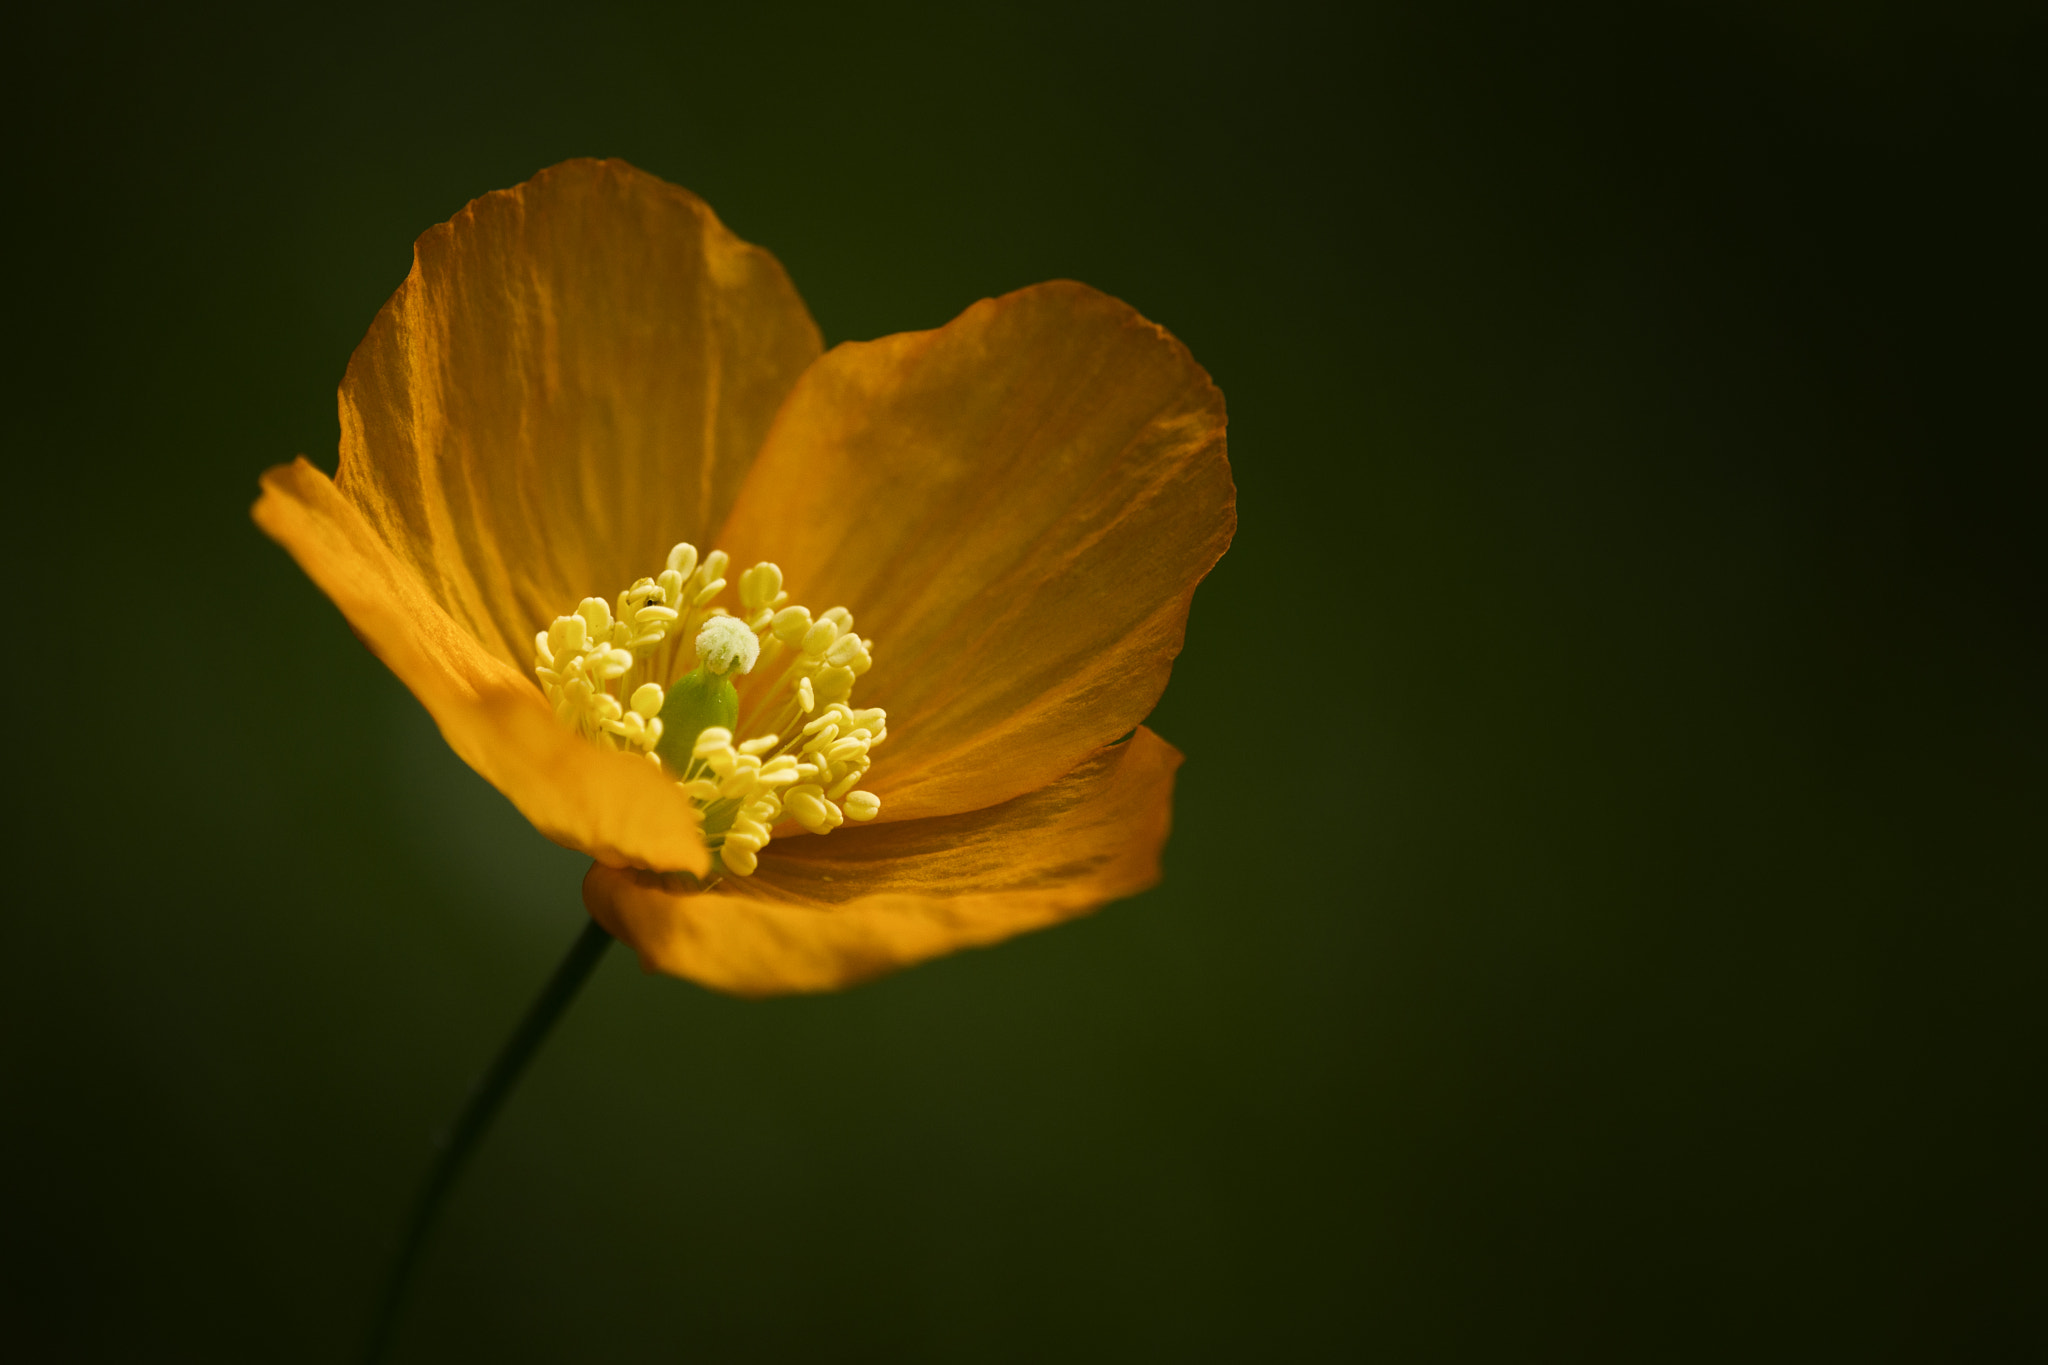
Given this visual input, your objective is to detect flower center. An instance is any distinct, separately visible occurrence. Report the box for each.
[532,542,884,878]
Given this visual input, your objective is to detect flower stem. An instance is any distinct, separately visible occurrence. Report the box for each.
[363,916,614,1363]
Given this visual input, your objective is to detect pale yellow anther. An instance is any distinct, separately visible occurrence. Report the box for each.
[693,727,734,758]
[682,778,721,801]
[658,568,685,602]
[690,578,727,608]
[801,617,839,658]
[825,736,867,764]
[665,543,699,579]
[616,581,650,621]
[843,791,881,821]
[815,665,856,704]
[821,607,853,631]
[738,562,784,611]
[549,614,587,656]
[801,723,839,754]
[796,676,815,712]
[720,843,758,876]
[785,786,841,833]
[631,683,665,719]
[771,605,812,644]
[824,632,864,668]
[697,549,729,586]
[738,734,780,755]
[747,608,774,632]
[577,597,613,638]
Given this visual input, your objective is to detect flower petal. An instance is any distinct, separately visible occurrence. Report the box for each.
[335,158,822,673]
[716,281,1234,824]
[584,726,1183,995]
[255,458,709,874]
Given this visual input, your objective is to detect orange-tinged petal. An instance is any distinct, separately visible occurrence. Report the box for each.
[717,281,1233,824]
[336,158,821,673]
[584,726,1184,995]
[255,458,709,874]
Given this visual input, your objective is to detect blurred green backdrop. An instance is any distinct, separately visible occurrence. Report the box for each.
[6,1,2043,1359]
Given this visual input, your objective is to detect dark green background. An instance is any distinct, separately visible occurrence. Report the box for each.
[7,2,2043,1359]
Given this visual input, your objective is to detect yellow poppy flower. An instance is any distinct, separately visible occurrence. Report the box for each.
[254,158,1234,996]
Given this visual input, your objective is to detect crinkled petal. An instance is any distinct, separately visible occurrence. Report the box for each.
[255,458,708,873]
[584,727,1183,995]
[715,281,1233,824]
[335,158,821,672]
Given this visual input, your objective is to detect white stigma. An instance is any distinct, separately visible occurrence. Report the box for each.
[696,615,760,676]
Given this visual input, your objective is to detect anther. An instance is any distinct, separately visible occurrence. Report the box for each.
[549,614,587,656]
[824,632,864,668]
[801,618,839,658]
[738,562,784,611]
[815,665,855,704]
[771,605,812,643]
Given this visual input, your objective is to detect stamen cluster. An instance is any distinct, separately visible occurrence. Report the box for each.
[533,542,885,879]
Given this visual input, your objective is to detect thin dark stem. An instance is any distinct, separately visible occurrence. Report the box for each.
[363,917,614,1364]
